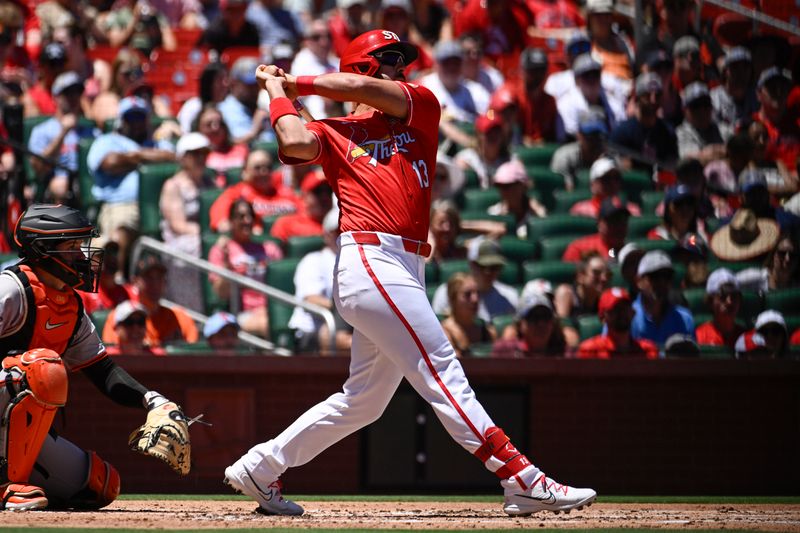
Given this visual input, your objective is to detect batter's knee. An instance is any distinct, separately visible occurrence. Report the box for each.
[68,451,120,510]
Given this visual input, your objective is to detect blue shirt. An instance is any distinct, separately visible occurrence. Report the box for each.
[87,132,172,203]
[218,95,274,143]
[28,118,100,180]
[245,2,303,48]
[631,294,695,347]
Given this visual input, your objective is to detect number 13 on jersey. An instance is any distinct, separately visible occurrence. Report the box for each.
[412,160,430,189]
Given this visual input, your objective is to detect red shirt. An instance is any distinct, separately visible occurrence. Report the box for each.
[570,196,641,218]
[270,212,323,241]
[562,233,610,262]
[28,83,56,115]
[511,82,560,143]
[754,109,800,172]
[209,182,301,232]
[696,320,746,350]
[79,283,135,316]
[281,82,441,242]
[576,334,659,359]
[527,0,584,28]
[790,328,800,346]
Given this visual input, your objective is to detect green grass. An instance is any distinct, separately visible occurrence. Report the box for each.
[117,493,800,504]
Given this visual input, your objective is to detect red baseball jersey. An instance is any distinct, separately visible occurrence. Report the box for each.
[281,82,441,242]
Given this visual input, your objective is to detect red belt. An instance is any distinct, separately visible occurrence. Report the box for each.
[351,232,432,258]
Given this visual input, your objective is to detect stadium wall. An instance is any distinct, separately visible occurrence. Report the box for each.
[58,356,800,495]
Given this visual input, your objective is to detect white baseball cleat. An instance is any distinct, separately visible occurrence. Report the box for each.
[224,465,304,516]
[1,483,48,511]
[502,472,597,517]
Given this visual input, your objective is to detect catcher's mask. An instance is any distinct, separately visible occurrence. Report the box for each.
[14,204,104,292]
[339,29,419,78]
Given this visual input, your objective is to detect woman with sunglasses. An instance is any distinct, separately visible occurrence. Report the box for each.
[441,272,496,357]
[648,184,708,243]
[224,29,595,517]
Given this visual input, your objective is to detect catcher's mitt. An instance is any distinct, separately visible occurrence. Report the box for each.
[128,401,191,475]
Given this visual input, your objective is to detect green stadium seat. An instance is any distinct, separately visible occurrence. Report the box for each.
[460,211,517,235]
[627,215,661,238]
[261,214,280,234]
[552,190,592,213]
[463,168,480,189]
[23,115,52,188]
[527,215,597,242]
[498,236,537,263]
[77,137,100,220]
[286,235,324,258]
[697,345,733,359]
[251,141,279,159]
[630,238,675,253]
[90,309,111,334]
[266,258,302,348]
[468,342,494,358]
[764,288,800,318]
[463,188,500,211]
[199,188,223,233]
[438,258,519,286]
[225,166,243,185]
[491,314,516,337]
[785,315,800,336]
[515,144,560,167]
[200,231,230,314]
[522,260,577,285]
[426,285,437,303]
[137,162,180,237]
[621,169,654,204]
[683,287,705,314]
[527,167,565,211]
[705,217,722,235]
[539,235,576,260]
[640,190,664,214]
[425,261,439,285]
[575,169,590,189]
[577,315,602,340]
[707,260,761,273]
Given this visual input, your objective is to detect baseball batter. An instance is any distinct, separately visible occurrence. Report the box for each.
[0,204,191,511]
[224,30,596,517]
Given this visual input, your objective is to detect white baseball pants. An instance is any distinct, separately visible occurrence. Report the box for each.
[237,231,499,480]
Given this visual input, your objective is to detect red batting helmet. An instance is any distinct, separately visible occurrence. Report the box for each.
[340,29,419,77]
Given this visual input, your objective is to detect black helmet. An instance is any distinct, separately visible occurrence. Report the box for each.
[14,204,104,292]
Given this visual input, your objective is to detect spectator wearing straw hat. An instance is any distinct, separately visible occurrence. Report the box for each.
[631,250,695,346]
[577,287,659,359]
[710,208,780,266]
[695,268,745,351]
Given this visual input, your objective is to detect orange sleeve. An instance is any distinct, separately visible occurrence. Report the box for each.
[175,309,199,343]
[102,310,119,345]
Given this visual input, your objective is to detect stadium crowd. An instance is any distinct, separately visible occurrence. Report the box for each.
[0,0,798,358]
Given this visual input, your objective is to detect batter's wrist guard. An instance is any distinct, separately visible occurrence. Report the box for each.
[296,76,317,96]
[270,97,300,129]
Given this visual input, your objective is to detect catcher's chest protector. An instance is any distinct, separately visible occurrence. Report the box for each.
[0,266,82,359]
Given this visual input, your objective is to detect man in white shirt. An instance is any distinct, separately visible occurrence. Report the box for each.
[290,19,340,119]
[556,53,624,138]
[420,40,490,124]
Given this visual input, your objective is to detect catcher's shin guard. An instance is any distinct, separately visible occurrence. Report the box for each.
[1,349,68,484]
[82,451,120,508]
[474,427,532,484]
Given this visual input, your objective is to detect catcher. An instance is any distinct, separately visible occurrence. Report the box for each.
[0,204,191,511]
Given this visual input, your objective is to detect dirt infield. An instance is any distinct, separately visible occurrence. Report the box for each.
[3,500,800,530]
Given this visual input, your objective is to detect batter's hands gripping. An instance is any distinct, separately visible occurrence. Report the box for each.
[128,400,192,476]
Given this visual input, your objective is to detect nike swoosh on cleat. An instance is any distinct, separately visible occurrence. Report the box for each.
[515,491,557,505]
[243,466,276,502]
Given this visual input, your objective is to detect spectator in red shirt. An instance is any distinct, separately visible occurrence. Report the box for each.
[576,287,659,359]
[570,156,641,218]
[453,0,534,78]
[790,327,800,346]
[210,148,300,233]
[753,67,800,177]
[563,198,630,262]
[270,170,334,242]
[491,293,567,358]
[23,42,67,117]
[328,0,369,59]
[695,268,745,351]
[505,47,562,144]
[527,0,583,29]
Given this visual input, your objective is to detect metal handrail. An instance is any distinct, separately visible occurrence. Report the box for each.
[698,0,800,38]
[130,236,337,354]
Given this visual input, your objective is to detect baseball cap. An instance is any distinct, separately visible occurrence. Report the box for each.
[664,184,694,205]
[578,107,608,136]
[52,71,84,96]
[468,238,506,268]
[735,330,768,358]
[682,82,711,107]
[203,311,239,338]
[521,278,555,300]
[118,96,149,119]
[665,333,700,357]
[618,242,644,270]
[520,47,548,70]
[589,156,619,182]
[41,42,67,65]
[489,86,516,112]
[635,71,663,96]
[475,110,503,133]
[230,57,260,85]
[705,268,739,294]
[586,0,614,14]
[135,254,167,276]
[337,0,364,7]
[322,207,339,232]
[674,232,708,258]
[722,46,751,69]
[598,287,631,318]
[381,0,410,11]
[176,132,211,157]
[300,170,329,193]
[672,36,700,58]
[566,31,591,57]
[114,300,148,326]
[434,40,464,62]
[755,310,787,334]
[599,197,630,220]
[738,168,768,193]
[637,250,674,277]
[573,53,602,76]
[493,160,527,185]
[517,293,554,320]
[645,49,673,70]
[757,66,792,89]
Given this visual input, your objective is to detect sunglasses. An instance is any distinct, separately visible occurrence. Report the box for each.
[372,50,405,67]
[309,33,330,41]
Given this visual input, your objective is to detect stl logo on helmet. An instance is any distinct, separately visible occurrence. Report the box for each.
[381,30,400,41]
